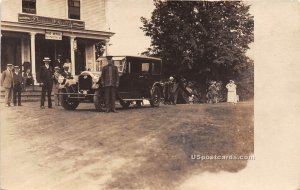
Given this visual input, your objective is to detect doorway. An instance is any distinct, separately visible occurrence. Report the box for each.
[35,35,70,82]
[1,36,21,72]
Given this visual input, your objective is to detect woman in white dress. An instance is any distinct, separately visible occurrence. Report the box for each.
[226,80,237,103]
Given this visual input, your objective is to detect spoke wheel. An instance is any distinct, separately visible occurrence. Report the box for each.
[150,86,161,107]
[60,88,79,110]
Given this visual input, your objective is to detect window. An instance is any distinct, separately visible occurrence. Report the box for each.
[152,62,161,74]
[113,60,125,72]
[22,0,36,14]
[141,63,150,73]
[68,0,80,20]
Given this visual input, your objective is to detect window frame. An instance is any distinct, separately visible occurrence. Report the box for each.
[22,0,36,14]
[68,0,81,20]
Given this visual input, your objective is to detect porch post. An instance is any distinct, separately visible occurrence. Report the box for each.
[70,36,76,76]
[104,39,110,56]
[30,32,37,84]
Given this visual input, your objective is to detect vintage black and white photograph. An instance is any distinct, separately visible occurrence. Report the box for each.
[0,0,299,190]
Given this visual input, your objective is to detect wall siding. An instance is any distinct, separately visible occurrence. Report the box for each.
[82,0,106,31]
[1,0,106,31]
[1,0,22,22]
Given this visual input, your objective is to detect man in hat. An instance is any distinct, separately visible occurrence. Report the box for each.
[54,54,63,69]
[1,63,14,106]
[39,57,54,109]
[101,56,119,113]
[12,66,23,106]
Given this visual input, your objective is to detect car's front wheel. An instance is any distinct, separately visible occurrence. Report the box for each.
[93,90,106,112]
[150,86,161,107]
[59,88,80,110]
[120,100,130,109]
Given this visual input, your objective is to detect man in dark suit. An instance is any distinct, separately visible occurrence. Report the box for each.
[12,66,23,106]
[1,63,14,107]
[54,54,63,70]
[101,56,119,113]
[39,57,54,109]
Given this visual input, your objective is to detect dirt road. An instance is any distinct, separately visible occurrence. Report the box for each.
[0,102,253,190]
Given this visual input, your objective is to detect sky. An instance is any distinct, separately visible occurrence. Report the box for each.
[106,0,154,56]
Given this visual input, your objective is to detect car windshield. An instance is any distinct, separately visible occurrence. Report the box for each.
[112,57,125,73]
[96,57,125,73]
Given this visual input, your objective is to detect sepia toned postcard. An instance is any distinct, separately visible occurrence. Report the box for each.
[0,0,299,190]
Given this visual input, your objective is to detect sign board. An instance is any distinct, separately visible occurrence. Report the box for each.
[45,31,62,40]
[18,13,85,30]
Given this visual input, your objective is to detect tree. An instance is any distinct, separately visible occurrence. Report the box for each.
[95,41,106,59]
[141,1,254,99]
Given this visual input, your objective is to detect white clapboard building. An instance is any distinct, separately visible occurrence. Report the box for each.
[1,0,114,83]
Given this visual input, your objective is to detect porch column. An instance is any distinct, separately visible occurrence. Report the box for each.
[30,32,37,84]
[104,39,110,56]
[70,36,75,76]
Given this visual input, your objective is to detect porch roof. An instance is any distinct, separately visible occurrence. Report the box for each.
[1,21,114,40]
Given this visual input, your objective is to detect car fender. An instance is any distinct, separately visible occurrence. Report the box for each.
[151,82,163,95]
[64,84,77,93]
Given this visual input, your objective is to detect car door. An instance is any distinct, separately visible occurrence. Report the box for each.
[115,58,132,99]
[128,58,150,98]
[150,60,162,86]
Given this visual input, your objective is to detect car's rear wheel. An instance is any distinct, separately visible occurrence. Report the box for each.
[150,86,161,107]
[59,88,80,110]
[93,90,106,112]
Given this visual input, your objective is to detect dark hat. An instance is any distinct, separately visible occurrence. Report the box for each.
[43,57,51,62]
[106,55,113,60]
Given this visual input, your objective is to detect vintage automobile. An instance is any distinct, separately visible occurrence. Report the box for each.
[57,56,163,111]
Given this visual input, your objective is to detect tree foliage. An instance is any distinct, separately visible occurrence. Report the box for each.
[141,0,254,96]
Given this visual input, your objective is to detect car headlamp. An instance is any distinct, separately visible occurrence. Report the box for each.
[58,75,65,84]
[92,75,100,83]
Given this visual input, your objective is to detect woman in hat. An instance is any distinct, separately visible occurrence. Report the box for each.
[226,80,237,104]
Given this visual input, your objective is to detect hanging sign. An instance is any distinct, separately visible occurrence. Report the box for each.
[45,31,62,40]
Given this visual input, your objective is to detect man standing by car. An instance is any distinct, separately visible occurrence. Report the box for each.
[39,57,54,109]
[1,63,14,107]
[101,56,119,113]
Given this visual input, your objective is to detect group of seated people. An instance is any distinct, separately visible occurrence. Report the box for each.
[23,68,34,91]
[15,63,72,91]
